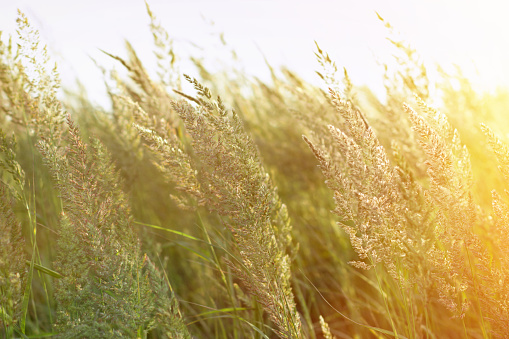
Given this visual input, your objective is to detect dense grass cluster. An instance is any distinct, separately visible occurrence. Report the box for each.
[3,6,509,338]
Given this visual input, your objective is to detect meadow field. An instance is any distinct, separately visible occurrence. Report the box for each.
[3,5,509,339]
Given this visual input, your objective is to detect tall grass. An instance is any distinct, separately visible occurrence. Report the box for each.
[2,6,509,339]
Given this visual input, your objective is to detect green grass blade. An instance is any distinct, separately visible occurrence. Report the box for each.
[20,239,36,334]
[13,327,29,338]
[134,220,200,241]
[25,260,63,279]
[195,307,249,318]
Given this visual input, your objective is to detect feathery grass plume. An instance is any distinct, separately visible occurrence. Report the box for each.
[481,124,509,183]
[0,31,22,126]
[314,41,342,93]
[5,12,190,337]
[188,51,369,335]
[99,36,184,191]
[302,85,460,336]
[145,1,181,90]
[0,131,27,337]
[133,75,301,338]
[315,40,488,330]
[303,90,434,276]
[369,14,431,179]
[0,131,25,199]
[404,102,476,312]
[142,254,190,339]
[9,10,65,141]
[405,101,504,338]
[319,315,336,339]
[477,124,509,336]
[129,98,203,210]
[377,13,429,101]
[38,115,190,338]
[438,70,507,207]
[0,19,61,332]
[0,182,26,337]
[101,40,180,133]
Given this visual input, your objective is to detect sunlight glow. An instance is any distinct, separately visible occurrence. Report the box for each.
[1,0,509,105]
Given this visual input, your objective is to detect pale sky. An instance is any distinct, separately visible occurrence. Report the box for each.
[1,0,509,107]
